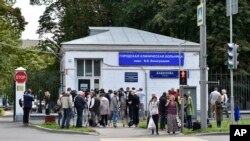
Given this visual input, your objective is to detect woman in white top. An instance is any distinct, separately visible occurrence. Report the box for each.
[148,94,159,135]
[221,89,229,118]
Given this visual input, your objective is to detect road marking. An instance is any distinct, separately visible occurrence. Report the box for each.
[101,137,207,141]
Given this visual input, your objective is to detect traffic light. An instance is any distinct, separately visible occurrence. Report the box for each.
[234,44,239,69]
[179,70,187,85]
[225,43,239,69]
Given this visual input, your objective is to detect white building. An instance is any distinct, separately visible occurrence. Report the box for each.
[61,27,200,112]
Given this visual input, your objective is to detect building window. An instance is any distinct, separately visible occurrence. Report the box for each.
[94,60,100,76]
[85,59,92,76]
[77,60,84,76]
[77,59,101,77]
[94,79,99,89]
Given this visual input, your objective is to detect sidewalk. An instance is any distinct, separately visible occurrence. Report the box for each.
[2,110,242,137]
[1,110,181,137]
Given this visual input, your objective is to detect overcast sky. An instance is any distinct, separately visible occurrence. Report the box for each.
[14,0,46,40]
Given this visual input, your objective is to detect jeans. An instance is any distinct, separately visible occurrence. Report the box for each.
[23,107,31,124]
[216,120,222,128]
[101,115,108,126]
[160,113,166,129]
[112,110,119,125]
[186,115,192,129]
[132,106,139,126]
[61,108,72,128]
[58,112,62,126]
[76,108,83,127]
[152,114,159,134]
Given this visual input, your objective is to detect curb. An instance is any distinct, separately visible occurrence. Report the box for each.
[30,124,100,136]
[194,132,229,136]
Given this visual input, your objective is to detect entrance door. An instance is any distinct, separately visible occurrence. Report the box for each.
[78,79,90,91]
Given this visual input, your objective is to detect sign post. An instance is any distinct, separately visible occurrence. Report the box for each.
[14,67,27,122]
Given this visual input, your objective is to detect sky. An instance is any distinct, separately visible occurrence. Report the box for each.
[14,0,46,40]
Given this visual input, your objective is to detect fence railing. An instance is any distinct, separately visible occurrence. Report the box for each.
[209,70,250,110]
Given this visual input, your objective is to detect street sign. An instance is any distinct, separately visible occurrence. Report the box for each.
[226,0,238,16]
[15,71,27,83]
[197,3,204,26]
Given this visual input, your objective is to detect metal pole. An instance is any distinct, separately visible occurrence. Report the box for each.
[229,0,234,124]
[181,87,184,132]
[200,0,207,129]
[178,41,186,132]
[145,71,148,116]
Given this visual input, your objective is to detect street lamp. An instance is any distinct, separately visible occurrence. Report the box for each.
[46,46,64,94]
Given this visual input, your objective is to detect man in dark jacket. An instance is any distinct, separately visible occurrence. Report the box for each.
[159,92,167,130]
[132,91,140,127]
[23,89,34,126]
[74,91,86,127]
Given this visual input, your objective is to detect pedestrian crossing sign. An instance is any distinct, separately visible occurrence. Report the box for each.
[197,3,204,26]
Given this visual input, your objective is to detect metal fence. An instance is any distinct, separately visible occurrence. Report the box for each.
[26,71,61,102]
[209,70,250,110]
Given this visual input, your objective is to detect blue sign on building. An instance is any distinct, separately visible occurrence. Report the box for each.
[125,72,138,82]
[119,52,184,66]
[150,70,189,78]
[150,70,179,78]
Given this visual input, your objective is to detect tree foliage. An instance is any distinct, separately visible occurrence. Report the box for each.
[32,0,250,73]
[0,0,59,101]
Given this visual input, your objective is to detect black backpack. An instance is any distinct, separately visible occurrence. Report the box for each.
[19,98,23,107]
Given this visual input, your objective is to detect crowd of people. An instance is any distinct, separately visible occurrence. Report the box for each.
[53,87,194,135]
[56,87,143,129]
[20,87,195,135]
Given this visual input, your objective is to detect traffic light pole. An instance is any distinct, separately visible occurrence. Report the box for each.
[200,0,207,129]
[229,0,234,124]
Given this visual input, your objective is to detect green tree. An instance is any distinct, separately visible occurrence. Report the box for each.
[32,0,250,73]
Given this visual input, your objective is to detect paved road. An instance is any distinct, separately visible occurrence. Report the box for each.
[0,118,229,141]
[0,111,231,141]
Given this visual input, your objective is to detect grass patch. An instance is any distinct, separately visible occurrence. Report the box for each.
[36,122,96,133]
[0,108,4,116]
[183,119,250,134]
[138,119,250,135]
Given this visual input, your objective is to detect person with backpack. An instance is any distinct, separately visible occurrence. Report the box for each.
[22,89,34,126]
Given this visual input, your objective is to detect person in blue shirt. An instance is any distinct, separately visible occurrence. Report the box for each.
[23,89,34,126]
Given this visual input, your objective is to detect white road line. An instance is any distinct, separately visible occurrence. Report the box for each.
[100,137,207,141]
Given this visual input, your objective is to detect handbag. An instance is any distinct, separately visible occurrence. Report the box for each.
[176,116,181,128]
[53,104,61,112]
[147,117,156,130]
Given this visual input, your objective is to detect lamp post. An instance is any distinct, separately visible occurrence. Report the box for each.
[46,46,64,93]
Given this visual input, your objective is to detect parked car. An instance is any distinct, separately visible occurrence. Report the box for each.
[33,99,45,112]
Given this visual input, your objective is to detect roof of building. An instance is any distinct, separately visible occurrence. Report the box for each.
[21,40,39,48]
[62,27,199,46]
